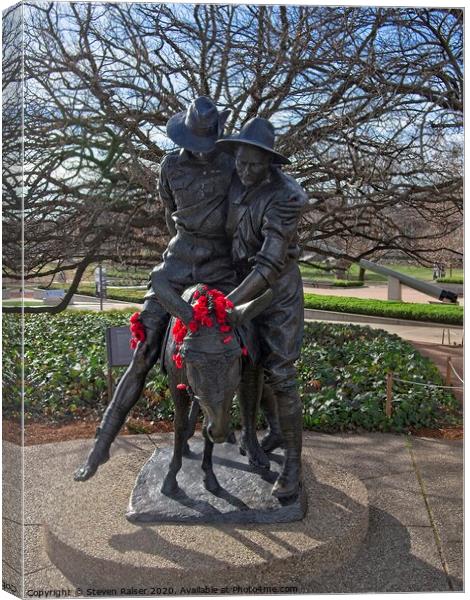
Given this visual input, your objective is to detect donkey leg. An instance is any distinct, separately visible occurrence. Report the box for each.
[238,362,270,469]
[161,392,190,496]
[202,427,220,493]
[182,398,200,457]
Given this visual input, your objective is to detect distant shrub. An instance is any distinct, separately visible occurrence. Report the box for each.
[437,277,463,285]
[331,279,364,287]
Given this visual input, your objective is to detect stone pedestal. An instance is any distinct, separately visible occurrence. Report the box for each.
[127,441,306,524]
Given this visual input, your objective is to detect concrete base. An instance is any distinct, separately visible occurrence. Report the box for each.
[127,442,307,524]
[388,276,402,301]
[44,444,368,591]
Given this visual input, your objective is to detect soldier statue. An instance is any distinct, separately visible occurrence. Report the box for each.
[217,118,307,498]
[74,103,306,501]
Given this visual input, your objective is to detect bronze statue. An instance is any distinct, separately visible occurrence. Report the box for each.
[217,118,307,499]
[160,285,272,496]
[75,102,306,504]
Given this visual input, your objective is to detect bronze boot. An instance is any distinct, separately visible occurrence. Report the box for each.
[74,412,124,481]
[272,388,302,499]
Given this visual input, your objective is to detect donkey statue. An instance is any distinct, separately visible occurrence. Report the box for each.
[160,284,272,496]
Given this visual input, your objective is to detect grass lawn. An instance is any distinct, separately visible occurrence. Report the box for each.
[299,262,464,283]
[2,300,44,307]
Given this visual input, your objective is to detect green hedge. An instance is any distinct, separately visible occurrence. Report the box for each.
[304,293,463,325]
[437,277,463,285]
[43,283,462,324]
[2,313,460,433]
[331,279,364,288]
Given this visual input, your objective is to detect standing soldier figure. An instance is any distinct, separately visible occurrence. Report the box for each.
[217,118,308,499]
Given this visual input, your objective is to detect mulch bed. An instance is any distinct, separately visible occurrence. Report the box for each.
[3,418,176,446]
[3,418,462,446]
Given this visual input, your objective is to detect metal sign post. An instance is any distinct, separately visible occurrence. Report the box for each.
[95,264,107,311]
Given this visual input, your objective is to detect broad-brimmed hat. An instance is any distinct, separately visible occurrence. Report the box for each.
[215,117,290,164]
[166,97,231,153]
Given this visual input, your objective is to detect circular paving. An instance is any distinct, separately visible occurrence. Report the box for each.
[44,443,369,592]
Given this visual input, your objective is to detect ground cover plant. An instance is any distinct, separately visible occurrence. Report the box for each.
[437,277,464,285]
[2,313,460,434]
[331,280,365,288]
[298,322,459,432]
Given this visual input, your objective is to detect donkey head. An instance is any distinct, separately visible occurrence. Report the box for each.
[178,287,272,443]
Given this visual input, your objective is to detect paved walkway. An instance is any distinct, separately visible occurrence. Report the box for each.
[2,432,462,593]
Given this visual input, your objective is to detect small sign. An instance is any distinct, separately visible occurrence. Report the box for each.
[106,326,134,367]
[94,266,107,298]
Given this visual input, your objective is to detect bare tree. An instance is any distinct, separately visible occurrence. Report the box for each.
[2,4,462,313]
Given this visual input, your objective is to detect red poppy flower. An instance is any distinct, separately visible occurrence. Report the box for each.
[172,353,183,369]
[188,320,199,333]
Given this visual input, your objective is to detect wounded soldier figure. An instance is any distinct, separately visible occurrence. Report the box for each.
[74,96,240,481]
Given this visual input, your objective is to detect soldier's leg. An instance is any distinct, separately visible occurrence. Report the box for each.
[255,276,304,498]
[260,382,284,453]
[270,379,303,499]
[74,299,169,481]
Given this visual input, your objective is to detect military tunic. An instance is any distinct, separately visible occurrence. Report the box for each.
[141,149,237,329]
[226,167,307,390]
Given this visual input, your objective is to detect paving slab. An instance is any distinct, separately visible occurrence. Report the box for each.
[3,441,23,523]
[408,436,463,587]
[409,438,463,539]
[2,559,23,598]
[2,517,22,569]
[302,432,413,479]
[24,564,74,592]
[444,539,464,590]
[307,513,455,592]
[364,471,430,528]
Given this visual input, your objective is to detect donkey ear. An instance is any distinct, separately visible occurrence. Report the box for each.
[228,289,273,326]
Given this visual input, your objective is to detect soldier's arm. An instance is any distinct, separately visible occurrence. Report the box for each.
[227,190,306,306]
[158,156,177,237]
